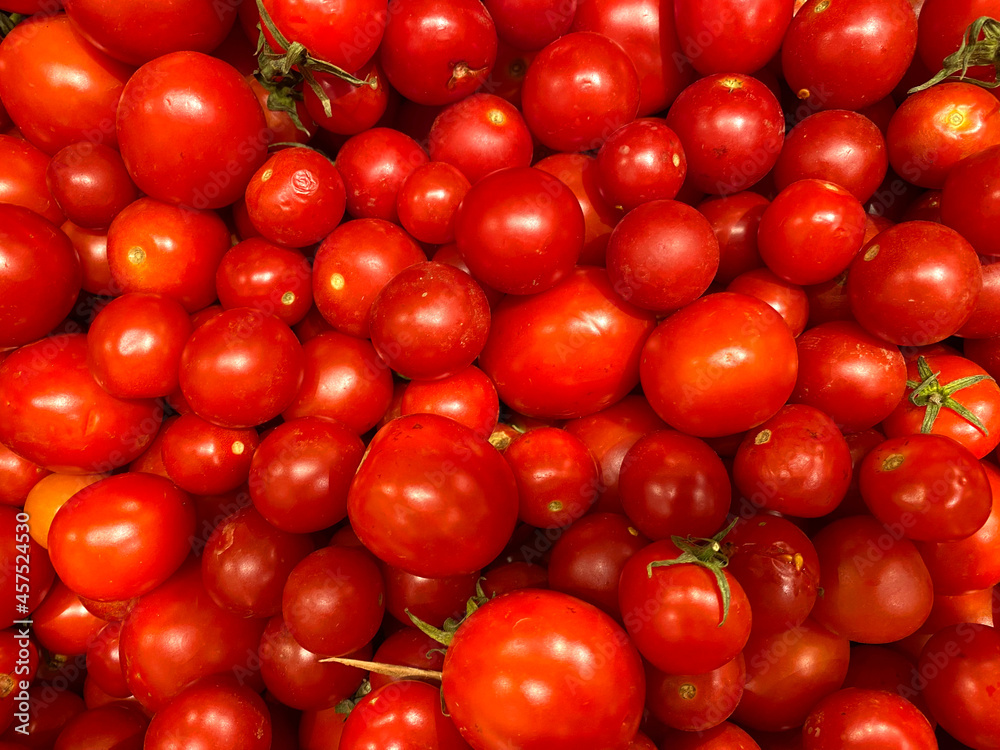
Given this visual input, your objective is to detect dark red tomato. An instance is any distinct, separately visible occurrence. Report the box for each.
[0,443,49,507]
[215,239,312,327]
[847,221,982,346]
[810,515,934,643]
[302,61,389,136]
[0,335,160,473]
[606,200,719,312]
[369,261,491,380]
[379,0,496,105]
[479,268,657,419]
[674,0,792,74]
[454,166,584,295]
[0,687,84,748]
[733,404,852,518]
[959,256,1000,338]
[400,366,499,438]
[444,589,644,750]
[571,0,693,115]
[248,416,364,533]
[919,587,995,634]
[919,623,1000,749]
[348,414,518,577]
[478,41,534,108]
[48,473,195,602]
[660,722,762,750]
[160,415,258,496]
[61,221,112,296]
[665,73,784,195]
[298,706,347,750]
[0,15,132,155]
[335,127,427,223]
[380,563,479,628]
[46,143,138,229]
[733,618,851,732]
[757,179,868,285]
[340,680,469,750]
[842,645,932,720]
[427,93,533,185]
[782,0,918,111]
[106,197,231,313]
[0,135,64,224]
[311,218,426,337]
[697,192,768,284]
[619,538,752,675]
[595,119,687,212]
[0,205,81,348]
[179,308,304,429]
[369,628,445,692]
[916,461,1000,594]
[789,320,907,433]
[773,110,888,203]
[281,331,394,434]
[117,52,268,209]
[244,148,346,248]
[917,0,1000,83]
[882,354,1000,459]
[859,434,991,541]
[646,655,744,732]
[725,515,820,635]
[143,674,270,750]
[639,292,798,438]
[85,622,130,698]
[86,292,192,399]
[521,31,640,152]
[618,430,730,540]
[480,561,548,598]
[31,579,106,657]
[941,143,1000,257]
[396,162,471,245]
[533,153,623,267]
[482,0,575,51]
[802,687,937,749]
[726,268,809,337]
[49,704,148,750]
[260,0,386,73]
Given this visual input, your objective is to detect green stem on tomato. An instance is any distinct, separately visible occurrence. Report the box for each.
[910,16,1000,93]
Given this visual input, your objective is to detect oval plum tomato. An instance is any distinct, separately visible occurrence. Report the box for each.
[802,687,937,750]
[0,205,81,348]
[348,414,518,577]
[378,0,496,105]
[368,261,491,380]
[260,0,386,73]
[334,127,428,223]
[0,335,161,473]
[340,680,468,750]
[0,506,55,628]
[639,292,798,438]
[86,292,193,399]
[606,199,719,313]
[645,655,745,732]
[919,623,1000,749]
[756,180,868,285]
[789,320,907,433]
[117,52,268,209]
[443,589,645,750]
[773,110,888,203]
[48,472,195,602]
[454,166,584,295]
[302,61,389,136]
[733,404,852,518]
[479,268,657,419]
[619,534,752,675]
[0,135,65,225]
[64,0,238,65]
[941,143,1000,256]
[810,515,934,643]
[674,0,792,75]
[595,119,687,212]
[160,414,259,496]
[859,434,991,542]
[696,192,768,284]
[618,430,730,540]
[0,14,133,155]
[244,147,346,247]
[725,268,809,337]
[45,142,139,229]
[665,73,784,195]
[401,366,499,439]
[215,239,313,327]
[106,197,232,313]
[882,354,1000,459]
[521,31,640,152]
[427,93,533,185]
[781,0,918,111]
[396,162,470,245]
[311,218,426,337]
[481,0,575,51]
[0,443,49,508]
[847,221,982,346]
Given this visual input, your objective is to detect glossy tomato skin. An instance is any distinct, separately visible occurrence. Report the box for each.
[802,687,937,750]
[31,579,106,656]
[0,443,49,507]
[396,162,470,245]
[46,142,139,229]
[639,292,798,438]
[0,205,82,348]
[335,127,428,224]
[674,0,792,75]
[444,589,645,750]
[160,415,259,496]
[596,119,687,212]
[0,135,65,225]
[341,680,470,750]
[482,0,575,51]
[0,334,161,473]
[941,143,1000,257]
[479,268,657,419]
[0,506,55,629]
[660,722,761,750]
[696,192,768,284]
[380,563,479,628]
[726,268,809,337]
[917,0,1000,83]
[400,366,499,438]
[348,414,519,577]
[215,239,313,327]
[645,655,745,732]
[117,52,268,209]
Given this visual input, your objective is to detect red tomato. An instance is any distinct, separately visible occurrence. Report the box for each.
[802,687,937,749]
[941,143,1000,257]
[0,443,49,507]
[0,506,55,629]
[31,579,106,656]
[302,61,389,136]
[697,192,768,284]
[335,127,428,223]
[674,0,793,75]
[916,0,1000,84]
[0,134,65,224]
[660,722,762,750]
[340,680,469,750]
[481,0,575,51]
[396,162,471,245]
[45,142,139,229]
[400,366,499,438]
[215,239,314,327]
[160,414,259,496]
[646,654,745,732]
[726,268,809,337]
[596,119,687,212]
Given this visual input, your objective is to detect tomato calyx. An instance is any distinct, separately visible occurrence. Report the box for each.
[406,580,492,648]
[253,0,376,130]
[910,16,1000,93]
[334,679,373,714]
[905,356,994,435]
[647,518,739,627]
[0,12,25,38]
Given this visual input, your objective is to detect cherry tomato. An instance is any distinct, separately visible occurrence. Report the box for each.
[802,687,937,750]
[396,162,471,245]
[697,192,768,284]
[45,142,139,229]
[645,654,745,732]
[674,0,793,75]
[482,0,575,51]
[941,143,1000,257]
[0,134,64,224]
[0,443,49,508]
[340,680,469,750]
[400,366,499,438]
[215,238,313,327]
[726,268,809,337]
[335,127,428,223]
[595,119,687,212]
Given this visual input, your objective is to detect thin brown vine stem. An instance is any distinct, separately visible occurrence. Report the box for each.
[318,656,444,682]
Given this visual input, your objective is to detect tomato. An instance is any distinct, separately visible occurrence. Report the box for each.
[0,134,65,225]
[85,622,130,698]
[340,680,470,750]
[916,0,1000,84]
[443,589,645,750]
[697,192,768,284]
[31,578,105,657]
[45,142,139,229]
[215,239,313,327]
[400,366,499,438]
[595,119,687,212]
[659,721,762,749]
[726,268,809,337]
[645,655,745,732]
[117,52,268,209]
[380,563,479,628]
[0,505,55,629]
[802,687,937,749]
[23,473,105,549]
[396,162,471,245]
[941,143,1000,257]
[842,645,933,721]
[45,704,148,749]
[640,292,798,438]
[0,442,49,508]
[481,0,575,51]
[370,628,445,691]
[335,127,428,223]
[674,0,793,75]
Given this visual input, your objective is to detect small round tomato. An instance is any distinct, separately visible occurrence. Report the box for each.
[595,119,687,212]
[302,61,389,136]
[260,0,386,73]
[0,443,49,508]
[645,654,745,732]
[341,680,468,750]
[45,142,139,229]
[335,127,428,223]
[674,0,792,75]
[0,134,64,224]
[697,192,768,284]
[380,562,480,628]
[726,268,809,337]
[400,366,499,438]
[215,238,313,327]
[941,143,1000,257]
[395,162,471,245]
[802,688,937,750]
[160,414,259,496]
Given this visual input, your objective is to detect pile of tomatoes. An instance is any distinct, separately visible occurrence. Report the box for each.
[2,0,1000,747]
